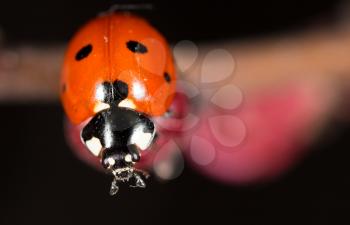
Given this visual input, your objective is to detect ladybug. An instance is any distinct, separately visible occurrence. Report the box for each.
[60,12,176,194]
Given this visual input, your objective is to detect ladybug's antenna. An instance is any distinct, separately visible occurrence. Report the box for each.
[110,177,120,195]
[99,3,154,17]
[109,3,154,12]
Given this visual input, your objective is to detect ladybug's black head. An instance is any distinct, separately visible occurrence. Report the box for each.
[81,105,155,175]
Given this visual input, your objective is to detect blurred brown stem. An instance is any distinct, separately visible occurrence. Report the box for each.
[1,26,350,102]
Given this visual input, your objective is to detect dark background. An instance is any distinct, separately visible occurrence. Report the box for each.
[0,0,343,43]
[1,0,349,224]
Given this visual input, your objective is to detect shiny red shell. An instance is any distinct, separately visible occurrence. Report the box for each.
[61,13,176,124]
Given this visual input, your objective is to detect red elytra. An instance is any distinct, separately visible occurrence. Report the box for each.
[61,13,176,125]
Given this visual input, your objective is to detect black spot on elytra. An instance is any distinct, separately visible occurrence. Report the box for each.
[113,80,129,100]
[100,82,114,103]
[126,40,148,53]
[99,80,129,104]
[75,44,92,61]
[164,72,171,83]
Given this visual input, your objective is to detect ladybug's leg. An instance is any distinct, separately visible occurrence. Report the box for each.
[109,178,119,195]
[130,172,146,188]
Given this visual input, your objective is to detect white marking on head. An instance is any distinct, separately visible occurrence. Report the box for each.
[93,102,110,113]
[85,136,103,156]
[124,154,132,163]
[132,81,146,100]
[118,99,136,109]
[129,125,155,150]
[107,157,115,166]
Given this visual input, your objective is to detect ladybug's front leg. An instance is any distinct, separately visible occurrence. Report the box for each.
[130,172,146,188]
[109,178,119,196]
